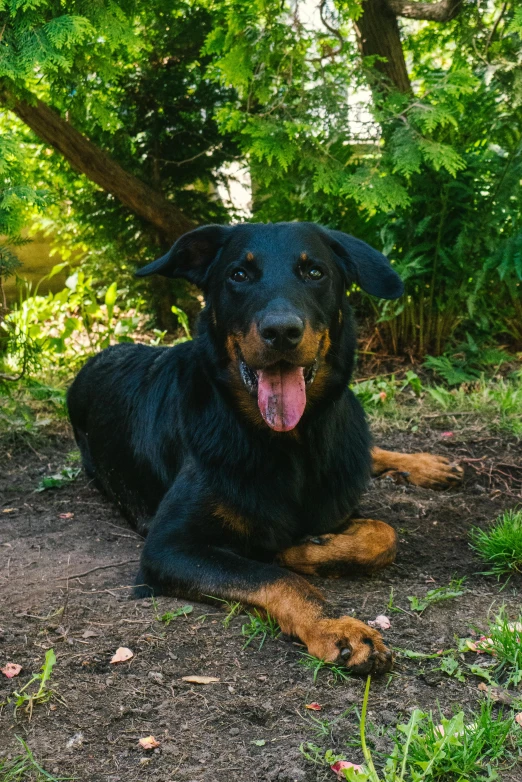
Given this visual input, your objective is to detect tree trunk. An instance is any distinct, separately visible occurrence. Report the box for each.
[354,0,412,94]
[0,85,195,245]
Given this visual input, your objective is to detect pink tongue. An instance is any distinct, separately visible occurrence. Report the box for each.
[257,365,306,432]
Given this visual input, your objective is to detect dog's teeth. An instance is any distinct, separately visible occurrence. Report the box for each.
[239,359,257,394]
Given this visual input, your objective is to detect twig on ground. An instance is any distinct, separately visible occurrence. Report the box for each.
[57,559,140,581]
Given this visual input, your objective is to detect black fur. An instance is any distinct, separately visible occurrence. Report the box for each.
[67,222,403,598]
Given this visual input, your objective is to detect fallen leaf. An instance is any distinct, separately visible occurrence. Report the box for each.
[139,735,160,750]
[1,662,22,678]
[515,713,522,727]
[59,512,74,519]
[110,647,134,664]
[82,629,98,639]
[331,760,364,775]
[305,702,322,711]
[467,635,494,654]
[368,615,391,630]
[2,508,17,513]
[181,675,219,685]
[252,739,266,746]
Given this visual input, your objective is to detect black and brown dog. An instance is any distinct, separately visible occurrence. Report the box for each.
[67,222,462,676]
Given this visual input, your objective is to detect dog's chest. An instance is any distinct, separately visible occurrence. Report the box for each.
[240,443,369,548]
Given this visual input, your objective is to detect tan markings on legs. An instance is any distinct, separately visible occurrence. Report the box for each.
[243,576,392,674]
[212,503,250,535]
[277,519,397,576]
[371,446,464,489]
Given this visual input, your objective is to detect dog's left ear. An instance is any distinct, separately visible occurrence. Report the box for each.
[135,225,233,288]
[324,229,404,300]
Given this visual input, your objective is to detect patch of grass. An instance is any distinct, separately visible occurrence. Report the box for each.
[222,600,243,628]
[298,653,351,683]
[303,676,522,781]
[241,610,281,650]
[305,707,353,740]
[407,578,467,614]
[0,737,73,781]
[358,373,522,437]
[203,595,245,627]
[476,608,522,688]
[470,509,522,579]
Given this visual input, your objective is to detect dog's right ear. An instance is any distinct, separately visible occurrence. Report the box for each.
[135,225,232,288]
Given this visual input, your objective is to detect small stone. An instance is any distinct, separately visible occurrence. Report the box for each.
[229,727,240,736]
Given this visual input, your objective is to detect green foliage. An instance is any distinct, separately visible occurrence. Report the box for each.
[303,677,522,781]
[7,649,57,718]
[0,377,66,443]
[470,510,522,579]
[4,268,140,374]
[241,610,281,650]
[202,0,522,355]
[2,0,522,358]
[159,605,194,625]
[424,340,512,386]
[475,608,522,689]
[1,0,239,330]
[298,653,351,684]
[36,465,81,492]
[407,578,467,615]
[0,737,73,781]
[356,371,522,438]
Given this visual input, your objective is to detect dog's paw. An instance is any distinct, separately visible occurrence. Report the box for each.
[384,453,463,490]
[304,616,393,676]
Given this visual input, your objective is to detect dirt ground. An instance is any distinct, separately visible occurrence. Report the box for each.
[1,424,521,781]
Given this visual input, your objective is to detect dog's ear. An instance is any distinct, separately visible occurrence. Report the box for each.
[324,229,404,300]
[136,225,232,287]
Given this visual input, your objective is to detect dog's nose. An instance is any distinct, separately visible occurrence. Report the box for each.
[259,313,304,351]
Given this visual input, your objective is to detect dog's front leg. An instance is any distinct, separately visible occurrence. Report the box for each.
[136,477,392,676]
[371,446,463,489]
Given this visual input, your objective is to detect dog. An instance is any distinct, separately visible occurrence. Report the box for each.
[67,222,463,676]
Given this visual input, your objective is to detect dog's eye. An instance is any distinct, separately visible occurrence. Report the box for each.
[230,268,248,283]
[302,266,324,281]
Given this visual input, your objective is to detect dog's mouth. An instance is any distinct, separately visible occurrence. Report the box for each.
[238,352,319,432]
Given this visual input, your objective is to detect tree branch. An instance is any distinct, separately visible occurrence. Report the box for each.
[0,84,195,244]
[386,0,463,22]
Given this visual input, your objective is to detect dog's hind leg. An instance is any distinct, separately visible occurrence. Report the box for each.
[277,519,397,577]
[135,477,392,676]
[371,446,463,489]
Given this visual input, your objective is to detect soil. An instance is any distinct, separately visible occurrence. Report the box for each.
[1,425,521,782]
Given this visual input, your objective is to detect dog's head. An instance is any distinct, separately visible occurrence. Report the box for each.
[137,222,403,432]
